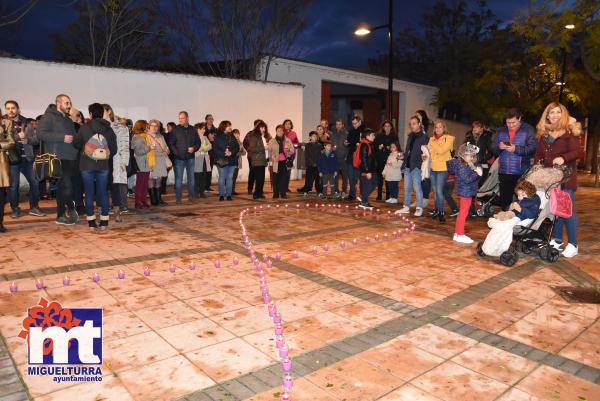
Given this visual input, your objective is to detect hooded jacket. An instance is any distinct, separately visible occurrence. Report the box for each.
[37,104,78,160]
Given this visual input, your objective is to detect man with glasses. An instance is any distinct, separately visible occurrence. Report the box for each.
[492,108,536,211]
[345,115,366,201]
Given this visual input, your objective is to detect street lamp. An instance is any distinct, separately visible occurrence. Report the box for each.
[559,23,575,102]
[354,0,394,124]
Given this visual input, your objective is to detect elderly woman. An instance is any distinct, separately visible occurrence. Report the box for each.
[147,119,170,206]
[268,124,295,199]
[0,120,16,232]
[131,120,154,209]
[428,120,455,223]
[194,122,211,198]
[534,102,580,258]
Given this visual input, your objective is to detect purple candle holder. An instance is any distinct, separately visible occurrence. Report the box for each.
[280,392,292,401]
[268,302,277,317]
[92,272,100,282]
[9,282,17,293]
[263,294,271,304]
[273,312,282,323]
[168,264,176,273]
[374,234,380,241]
[117,269,125,280]
[352,239,358,246]
[339,240,346,249]
[62,276,71,286]
[279,345,289,358]
[143,267,151,276]
[266,260,273,269]
[214,260,221,269]
[263,254,269,262]
[188,262,196,270]
[283,373,293,390]
[258,270,266,278]
[275,323,283,335]
[275,335,285,348]
[292,250,299,258]
[323,244,329,252]
[282,357,292,371]
[233,256,240,265]
[311,246,318,256]
[275,252,282,261]
[364,236,370,243]
[35,279,44,290]
[296,204,300,208]
[383,233,389,240]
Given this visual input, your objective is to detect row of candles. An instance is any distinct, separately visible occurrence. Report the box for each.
[238,202,416,400]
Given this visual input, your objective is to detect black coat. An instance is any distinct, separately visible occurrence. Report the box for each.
[464,130,493,166]
[168,124,200,160]
[373,132,397,169]
[305,141,323,168]
[345,123,366,164]
[213,131,241,167]
[359,139,375,174]
[74,118,118,171]
[37,104,78,160]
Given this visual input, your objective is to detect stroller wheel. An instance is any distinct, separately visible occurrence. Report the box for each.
[476,242,485,257]
[515,240,526,253]
[539,245,550,261]
[547,248,560,263]
[500,249,518,267]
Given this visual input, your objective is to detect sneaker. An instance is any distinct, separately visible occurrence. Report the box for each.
[356,196,362,202]
[127,192,134,198]
[422,199,429,208]
[454,234,474,244]
[450,210,459,217]
[219,196,224,201]
[562,243,578,258]
[333,192,340,199]
[389,198,398,204]
[303,192,309,197]
[385,198,393,203]
[10,209,21,219]
[358,202,374,210]
[549,239,563,251]
[414,207,423,217]
[205,188,214,192]
[341,192,347,199]
[29,207,46,217]
[227,196,233,201]
[121,207,130,214]
[395,206,410,215]
[56,216,75,226]
[318,193,325,199]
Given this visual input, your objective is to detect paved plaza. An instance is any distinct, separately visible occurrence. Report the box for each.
[0,175,599,401]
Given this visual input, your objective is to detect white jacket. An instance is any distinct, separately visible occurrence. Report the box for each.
[111,121,130,184]
[421,145,431,180]
[482,216,521,257]
[382,151,403,182]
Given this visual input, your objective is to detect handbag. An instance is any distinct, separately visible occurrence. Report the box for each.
[549,187,572,218]
[33,153,62,180]
[285,157,294,169]
[216,157,229,167]
[7,145,21,165]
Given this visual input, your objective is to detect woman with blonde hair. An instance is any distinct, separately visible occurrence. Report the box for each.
[131,120,154,209]
[147,119,170,206]
[428,119,455,223]
[534,102,581,258]
[0,120,16,232]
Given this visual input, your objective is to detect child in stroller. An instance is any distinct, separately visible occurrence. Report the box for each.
[476,164,570,266]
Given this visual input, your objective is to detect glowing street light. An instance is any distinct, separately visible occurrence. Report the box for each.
[354,23,372,36]
[565,24,575,30]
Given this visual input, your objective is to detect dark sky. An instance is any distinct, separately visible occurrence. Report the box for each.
[0,0,530,68]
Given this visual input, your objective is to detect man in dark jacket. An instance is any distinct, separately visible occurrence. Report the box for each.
[204,114,217,192]
[331,119,348,198]
[464,121,494,184]
[299,131,323,195]
[346,115,366,200]
[168,111,200,204]
[397,116,429,217]
[73,103,117,230]
[37,94,79,225]
[3,100,45,218]
[491,108,537,211]
[373,124,397,201]
[358,129,376,209]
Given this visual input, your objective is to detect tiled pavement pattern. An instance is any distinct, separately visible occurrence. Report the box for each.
[0,175,598,401]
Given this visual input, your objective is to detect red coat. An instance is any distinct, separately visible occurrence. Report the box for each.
[534,132,579,190]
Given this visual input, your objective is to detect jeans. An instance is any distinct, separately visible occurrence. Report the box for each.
[387,181,399,198]
[553,188,577,246]
[9,159,39,210]
[421,177,431,199]
[347,163,359,197]
[81,170,109,218]
[430,170,449,212]
[499,173,520,211]
[56,160,78,217]
[444,181,458,211]
[174,158,195,201]
[359,174,376,203]
[217,165,236,197]
[335,161,348,194]
[403,168,423,208]
[251,166,266,197]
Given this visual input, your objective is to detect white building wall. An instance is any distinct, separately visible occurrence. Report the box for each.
[0,57,304,181]
[257,57,438,147]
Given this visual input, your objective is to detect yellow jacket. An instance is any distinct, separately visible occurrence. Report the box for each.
[429,134,455,171]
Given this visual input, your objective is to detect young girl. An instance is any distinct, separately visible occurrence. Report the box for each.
[447,143,482,244]
[383,142,403,204]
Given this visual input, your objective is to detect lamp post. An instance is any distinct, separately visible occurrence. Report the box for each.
[558,23,575,103]
[354,0,393,124]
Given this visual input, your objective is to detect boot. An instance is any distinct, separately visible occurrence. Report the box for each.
[158,191,168,205]
[438,211,446,224]
[149,188,159,206]
[114,206,123,223]
[100,216,109,231]
[0,205,6,233]
[87,216,98,231]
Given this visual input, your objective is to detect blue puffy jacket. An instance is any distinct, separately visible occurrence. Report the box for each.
[447,158,480,198]
[491,122,537,175]
[513,194,541,220]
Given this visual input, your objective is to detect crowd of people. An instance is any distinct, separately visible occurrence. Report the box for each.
[0,95,581,257]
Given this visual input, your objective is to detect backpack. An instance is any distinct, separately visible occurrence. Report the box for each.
[84,133,110,161]
[353,141,371,169]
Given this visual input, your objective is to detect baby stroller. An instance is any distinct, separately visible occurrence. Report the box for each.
[476,164,571,266]
[474,158,500,217]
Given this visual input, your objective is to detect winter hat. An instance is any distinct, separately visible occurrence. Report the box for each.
[457,142,480,161]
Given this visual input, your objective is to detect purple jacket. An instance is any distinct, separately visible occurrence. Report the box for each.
[447,158,480,198]
[491,122,536,175]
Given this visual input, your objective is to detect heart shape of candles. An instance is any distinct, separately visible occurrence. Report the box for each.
[63,276,71,286]
[117,269,125,280]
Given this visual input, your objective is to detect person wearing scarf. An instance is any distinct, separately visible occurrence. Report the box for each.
[131,120,154,209]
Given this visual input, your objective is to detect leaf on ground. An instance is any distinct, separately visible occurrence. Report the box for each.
[326,383,334,387]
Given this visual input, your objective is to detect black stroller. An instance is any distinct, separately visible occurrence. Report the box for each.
[476,164,571,266]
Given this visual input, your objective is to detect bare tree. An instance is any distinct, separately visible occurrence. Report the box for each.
[170,0,311,79]
[0,0,39,28]
[52,0,170,68]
